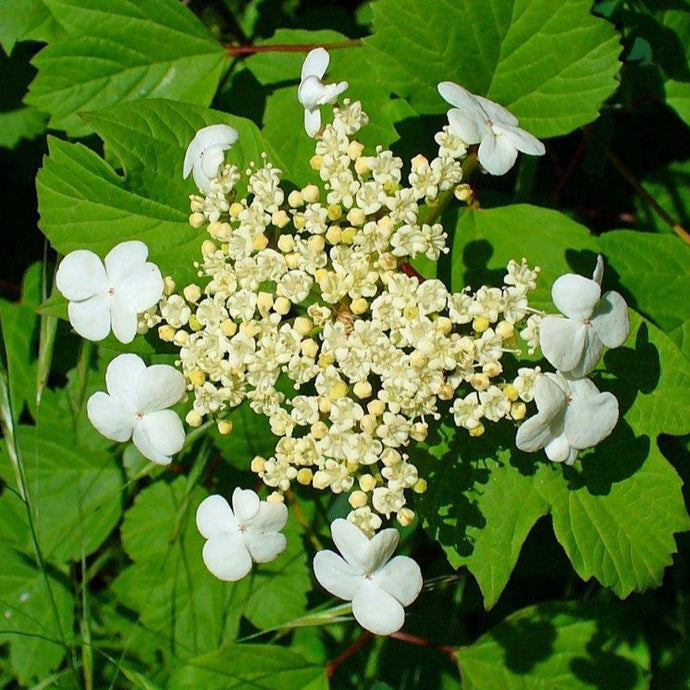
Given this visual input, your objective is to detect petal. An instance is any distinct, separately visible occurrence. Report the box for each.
[301,47,329,80]
[109,294,138,344]
[478,133,518,175]
[248,501,288,534]
[116,262,163,313]
[132,409,185,465]
[330,518,373,574]
[551,274,601,320]
[501,125,545,156]
[245,532,287,563]
[437,81,479,110]
[535,374,569,418]
[592,255,605,285]
[515,413,553,453]
[304,107,322,138]
[192,164,212,193]
[352,580,406,636]
[374,555,422,606]
[202,533,253,581]
[86,391,134,443]
[365,528,400,573]
[317,81,349,106]
[544,434,572,463]
[105,353,145,410]
[67,295,111,341]
[313,550,362,601]
[185,125,238,180]
[539,316,588,373]
[104,241,149,284]
[567,328,604,379]
[566,390,619,449]
[232,488,261,523]
[200,145,226,180]
[592,291,629,348]
[447,108,484,145]
[196,494,237,539]
[135,364,186,413]
[56,250,107,301]
[474,95,519,126]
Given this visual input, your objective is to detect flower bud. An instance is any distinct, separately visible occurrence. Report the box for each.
[183,284,202,303]
[360,414,378,435]
[252,233,269,251]
[220,319,237,337]
[274,296,292,315]
[173,330,189,346]
[272,210,291,228]
[347,141,364,160]
[340,227,357,244]
[367,399,386,417]
[469,422,485,437]
[251,456,266,473]
[327,204,343,221]
[354,157,372,176]
[410,422,428,442]
[483,361,502,378]
[188,369,206,387]
[396,507,415,527]
[413,478,428,494]
[296,468,313,485]
[328,381,349,400]
[511,401,527,420]
[359,474,377,492]
[301,338,319,359]
[353,380,372,399]
[201,239,217,256]
[311,421,328,439]
[503,384,519,402]
[288,190,304,208]
[346,208,366,226]
[217,419,233,435]
[473,315,490,333]
[350,297,368,315]
[325,225,342,244]
[277,234,295,253]
[293,316,313,337]
[471,373,490,391]
[310,154,323,170]
[302,184,320,203]
[307,235,326,255]
[496,320,514,340]
[189,212,206,228]
[158,325,175,342]
[348,490,368,509]
[185,410,203,427]
[163,276,176,295]
[266,491,284,503]
[454,183,472,202]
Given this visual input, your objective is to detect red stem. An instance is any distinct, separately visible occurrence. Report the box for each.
[326,631,373,678]
[390,631,457,660]
[226,40,362,57]
[400,262,426,282]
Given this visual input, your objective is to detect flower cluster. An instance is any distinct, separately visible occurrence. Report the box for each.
[156,87,546,535]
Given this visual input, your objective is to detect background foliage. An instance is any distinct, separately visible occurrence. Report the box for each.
[1,0,690,687]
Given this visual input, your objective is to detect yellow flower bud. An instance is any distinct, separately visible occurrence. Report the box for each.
[353,380,372,399]
[347,140,364,160]
[496,320,514,340]
[220,319,237,337]
[217,419,233,435]
[483,361,502,378]
[309,154,323,170]
[503,384,519,402]
[252,233,269,251]
[359,474,377,492]
[367,399,385,417]
[188,314,202,332]
[188,369,206,387]
[348,490,368,509]
[473,316,490,333]
[327,204,343,221]
[307,235,325,255]
[296,468,314,485]
[511,401,527,420]
[292,213,305,230]
[288,190,304,207]
[173,330,189,346]
[158,325,176,342]
[326,225,342,244]
[471,373,490,391]
[435,316,453,334]
[318,397,332,415]
[410,351,428,368]
[346,208,366,226]
[438,382,455,400]
[201,239,217,256]
[229,202,243,218]
[272,210,291,228]
[185,410,203,427]
[469,422,485,437]
[455,184,472,202]
[354,157,372,176]
[302,184,320,203]
[413,478,428,494]
[163,276,176,295]
[301,338,319,359]
[277,234,295,253]
[183,284,201,303]
[293,316,313,337]
[311,421,329,439]
[266,491,284,503]
[360,414,378,435]
[251,456,266,473]
[340,227,357,244]
[189,212,205,228]
[274,296,291,315]
[396,507,415,527]
[328,381,349,400]
[350,297,368,315]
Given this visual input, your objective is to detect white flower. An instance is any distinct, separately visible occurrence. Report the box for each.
[183,124,239,192]
[539,256,629,378]
[313,518,422,635]
[86,353,186,465]
[515,372,619,464]
[298,48,348,138]
[437,81,545,175]
[196,488,288,581]
[56,241,163,344]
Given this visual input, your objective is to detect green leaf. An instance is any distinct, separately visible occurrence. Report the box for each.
[366,0,622,138]
[456,601,650,689]
[168,644,329,690]
[0,424,124,563]
[0,0,62,55]
[25,0,227,137]
[168,643,328,690]
[0,543,74,685]
[37,101,283,287]
[413,424,549,608]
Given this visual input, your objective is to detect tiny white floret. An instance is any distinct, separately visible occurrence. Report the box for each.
[515,372,619,464]
[196,488,288,581]
[56,241,163,344]
[298,48,349,138]
[313,518,422,635]
[539,256,629,378]
[87,353,186,465]
[184,124,239,192]
[438,81,545,175]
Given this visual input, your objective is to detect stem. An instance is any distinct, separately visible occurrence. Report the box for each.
[36,244,58,407]
[390,631,457,660]
[286,490,324,551]
[226,39,362,57]
[326,630,373,678]
[608,150,690,244]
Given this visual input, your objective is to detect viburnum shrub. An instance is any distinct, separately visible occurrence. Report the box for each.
[3,0,690,686]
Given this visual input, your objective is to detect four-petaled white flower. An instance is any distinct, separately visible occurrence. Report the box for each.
[539,256,629,379]
[298,48,349,138]
[437,81,545,176]
[515,372,618,464]
[87,353,186,465]
[56,241,163,344]
[184,124,239,192]
[313,518,422,635]
[196,489,288,581]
